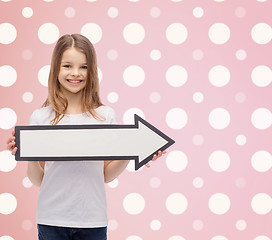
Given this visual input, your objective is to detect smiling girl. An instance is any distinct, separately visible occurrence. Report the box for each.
[6,34,164,240]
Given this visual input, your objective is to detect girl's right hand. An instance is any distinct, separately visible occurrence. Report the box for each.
[6,129,17,155]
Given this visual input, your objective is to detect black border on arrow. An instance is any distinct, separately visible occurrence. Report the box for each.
[15,114,175,170]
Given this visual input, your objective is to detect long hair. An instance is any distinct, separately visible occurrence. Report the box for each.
[42,34,103,125]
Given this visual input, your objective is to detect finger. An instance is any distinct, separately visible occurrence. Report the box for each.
[12,147,17,155]
[145,162,150,168]
[7,142,15,151]
[12,129,15,136]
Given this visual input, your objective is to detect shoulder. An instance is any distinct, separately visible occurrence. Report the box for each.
[96,105,117,124]
[29,106,55,125]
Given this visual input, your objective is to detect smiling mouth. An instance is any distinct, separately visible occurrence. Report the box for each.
[67,79,83,83]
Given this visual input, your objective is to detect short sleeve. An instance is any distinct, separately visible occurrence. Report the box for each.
[107,107,117,124]
[29,109,40,125]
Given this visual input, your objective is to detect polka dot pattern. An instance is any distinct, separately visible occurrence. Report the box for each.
[1,1,271,239]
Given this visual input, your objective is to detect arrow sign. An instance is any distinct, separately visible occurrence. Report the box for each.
[15,114,175,170]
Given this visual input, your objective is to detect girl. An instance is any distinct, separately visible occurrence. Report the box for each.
[7,34,165,240]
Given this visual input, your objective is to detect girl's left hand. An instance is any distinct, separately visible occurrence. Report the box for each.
[145,150,167,168]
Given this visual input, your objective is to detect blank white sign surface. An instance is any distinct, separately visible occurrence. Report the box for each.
[15,114,175,170]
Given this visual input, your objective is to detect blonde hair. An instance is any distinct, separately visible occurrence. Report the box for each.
[42,34,103,125]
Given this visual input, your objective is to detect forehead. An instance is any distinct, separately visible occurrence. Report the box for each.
[61,47,87,63]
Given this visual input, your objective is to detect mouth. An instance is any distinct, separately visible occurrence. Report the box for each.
[66,79,83,84]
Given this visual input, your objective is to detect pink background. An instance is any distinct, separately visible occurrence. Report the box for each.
[1,0,272,240]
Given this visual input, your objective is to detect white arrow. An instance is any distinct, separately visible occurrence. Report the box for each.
[15,114,175,170]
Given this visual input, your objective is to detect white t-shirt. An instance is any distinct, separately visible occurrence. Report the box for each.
[29,105,117,228]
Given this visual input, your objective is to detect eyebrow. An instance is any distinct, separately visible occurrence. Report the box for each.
[61,61,88,65]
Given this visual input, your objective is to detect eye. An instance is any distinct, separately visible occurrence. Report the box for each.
[63,65,71,68]
[81,66,88,69]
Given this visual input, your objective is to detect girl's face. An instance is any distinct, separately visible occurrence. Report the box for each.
[58,47,88,96]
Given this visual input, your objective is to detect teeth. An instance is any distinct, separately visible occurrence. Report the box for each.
[68,80,81,83]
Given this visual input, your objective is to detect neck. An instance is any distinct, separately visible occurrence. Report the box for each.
[63,90,85,115]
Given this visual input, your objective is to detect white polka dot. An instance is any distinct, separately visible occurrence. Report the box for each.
[38,65,50,87]
[256,0,268,1]
[86,0,96,2]
[192,134,204,146]
[211,236,228,240]
[251,65,272,87]
[236,219,247,231]
[209,23,230,44]
[0,193,17,215]
[171,0,183,2]
[22,49,33,60]
[126,236,143,240]
[0,236,15,240]
[236,134,247,146]
[123,65,145,87]
[0,23,17,44]
[214,0,225,2]
[235,92,246,103]
[192,219,204,231]
[166,150,188,173]
[81,23,103,44]
[128,0,140,2]
[123,108,145,124]
[149,177,161,188]
[166,108,188,130]
[166,23,188,44]
[149,92,161,103]
[108,219,118,231]
[1,0,12,2]
[209,65,230,87]
[208,193,231,215]
[251,193,272,215]
[123,23,145,44]
[209,108,230,130]
[251,108,272,130]
[166,65,188,87]
[236,49,247,60]
[22,219,33,231]
[108,7,119,18]
[123,193,145,215]
[38,23,59,44]
[107,178,119,188]
[22,7,33,18]
[192,49,204,60]
[22,92,33,103]
[0,150,17,172]
[0,108,17,130]
[150,7,161,18]
[193,7,204,18]
[254,236,271,240]
[107,49,118,60]
[22,177,33,188]
[150,219,161,231]
[251,151,272,172]
[43,0,54,2]
[166,193,188,215]
[168,236,186,240]
[65,7,76,18]
[0,65,17,87]
[193,92,204,103]
[107,92,119,103]
[209,151,230,172]
[251,23,272,44]
[150,49,161,60]
[98,67,102,83]
[193,177,204,188]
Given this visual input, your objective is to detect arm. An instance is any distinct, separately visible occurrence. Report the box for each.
[27,162,44,187]
[103,151,166,183]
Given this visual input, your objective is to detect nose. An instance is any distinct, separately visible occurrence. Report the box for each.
[71,67,80,77]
